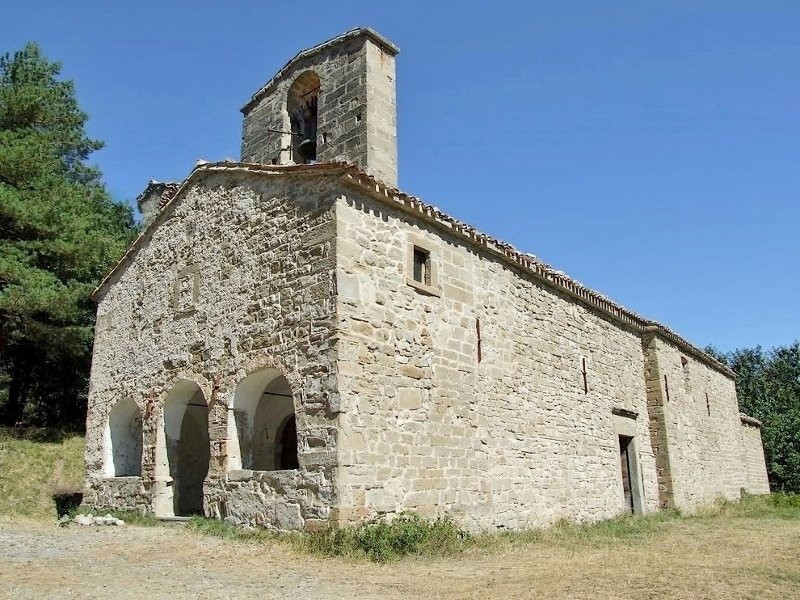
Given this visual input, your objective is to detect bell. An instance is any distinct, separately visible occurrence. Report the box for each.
[296,138,317,162]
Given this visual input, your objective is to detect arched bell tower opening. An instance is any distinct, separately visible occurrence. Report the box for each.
[287,71,320,164]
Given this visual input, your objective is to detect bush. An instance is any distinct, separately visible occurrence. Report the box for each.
[301,513,469,562]
[769,491,800,508]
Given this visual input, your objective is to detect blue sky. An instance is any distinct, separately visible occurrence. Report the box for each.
[2,1,798,352]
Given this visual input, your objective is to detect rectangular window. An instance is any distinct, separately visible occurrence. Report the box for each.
[412,246,431,286]
[405,237,440,297]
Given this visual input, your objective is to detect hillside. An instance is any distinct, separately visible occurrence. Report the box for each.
[0,428,84,519]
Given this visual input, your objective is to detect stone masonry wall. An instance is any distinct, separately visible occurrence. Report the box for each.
[241,36,398,188]
[84,173,341,530]
[363,40,398,188]
[739,418,770,495]
[645,335,763,509]
[333,190,661,531]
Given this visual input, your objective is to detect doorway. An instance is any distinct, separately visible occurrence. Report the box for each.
[618,435,635,514]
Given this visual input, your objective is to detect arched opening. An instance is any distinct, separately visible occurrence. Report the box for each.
[287,70,320,164]
[104,398,142,477]
[154,380,210,517]
[228,368,299,471]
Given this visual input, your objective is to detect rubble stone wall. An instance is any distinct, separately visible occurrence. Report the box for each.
[82,476,149,515]
[333,190,662,531]
[84,173,341,529]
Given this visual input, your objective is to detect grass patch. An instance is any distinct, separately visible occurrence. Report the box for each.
[183,495,799,563]
[186,513,469,562]
[0,427,85,519]
[693,491,800,520]
[471,509,683,552]
[299,513,470,562]
[186,516,275,541]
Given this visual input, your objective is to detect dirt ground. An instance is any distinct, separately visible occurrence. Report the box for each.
[1,516,799,600]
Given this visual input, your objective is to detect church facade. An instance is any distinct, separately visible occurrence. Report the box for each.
[82,28,769,531]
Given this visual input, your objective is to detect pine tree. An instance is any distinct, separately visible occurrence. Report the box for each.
[0,43,135,427]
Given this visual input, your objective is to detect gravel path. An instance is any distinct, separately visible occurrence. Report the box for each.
[0,520,387,600]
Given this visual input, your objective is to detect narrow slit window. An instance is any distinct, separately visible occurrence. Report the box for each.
[476,318,482,363]
[664,374,670,402]
[581,358,588,394]
[705,392,711,416]
[413,246,431,286]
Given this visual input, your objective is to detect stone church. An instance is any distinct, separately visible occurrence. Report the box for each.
[83,28,769,531]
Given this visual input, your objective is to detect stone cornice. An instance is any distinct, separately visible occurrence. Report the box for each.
[612,407,640,419]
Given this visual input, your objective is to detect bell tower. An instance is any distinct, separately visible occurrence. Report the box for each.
[241,28,399,188]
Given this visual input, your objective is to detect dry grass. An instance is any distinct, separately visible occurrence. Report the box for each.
[0,427,85,519]
[425,511,800,599]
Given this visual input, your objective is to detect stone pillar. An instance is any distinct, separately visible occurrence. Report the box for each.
[642,328,675,509]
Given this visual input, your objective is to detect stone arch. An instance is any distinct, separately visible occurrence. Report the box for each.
[227,367,299,471]
[287,70,320,164]
[103,398,142,477]
[153,379,210,517]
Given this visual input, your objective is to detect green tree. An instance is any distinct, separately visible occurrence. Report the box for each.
[0,43,135,427]
[707,342,800,492]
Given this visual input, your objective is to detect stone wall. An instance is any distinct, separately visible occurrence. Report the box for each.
[84,172,341,529]
[241,33,398,188]
[83,476,150,515]
[642,334,766,509]
[363,40,398,188]
[739,416,770,495]
[85,165,769,531]
[333,190,661,531]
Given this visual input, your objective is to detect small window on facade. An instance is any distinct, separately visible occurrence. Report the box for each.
[413,246,431,286]
[581,357,588,394]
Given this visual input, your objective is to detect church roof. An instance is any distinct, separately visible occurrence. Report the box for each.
[242,27,400,113]
[94,160,734,378]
